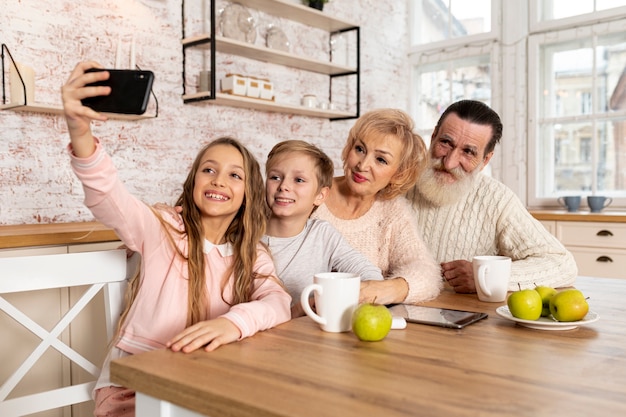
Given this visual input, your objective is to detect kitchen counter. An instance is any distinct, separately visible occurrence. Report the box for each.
[530,210,626,222]
[0,222,119,249]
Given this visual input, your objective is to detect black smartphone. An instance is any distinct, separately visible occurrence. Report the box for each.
[81,69,154,115]
[389,305,488,329]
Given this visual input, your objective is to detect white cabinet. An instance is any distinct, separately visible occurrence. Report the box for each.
[548,221,626,279]
[0,241,122,417]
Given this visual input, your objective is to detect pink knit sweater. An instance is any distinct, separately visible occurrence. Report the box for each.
[312,197,442,303]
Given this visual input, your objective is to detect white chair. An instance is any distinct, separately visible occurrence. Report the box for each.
[0,249,127,416]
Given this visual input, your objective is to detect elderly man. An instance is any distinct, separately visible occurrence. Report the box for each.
[408,100,577,293]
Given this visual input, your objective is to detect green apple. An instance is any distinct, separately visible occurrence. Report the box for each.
[549,289,589,322]
[507,288,542,321]
[535,285,557,317]
[352,303,392,342]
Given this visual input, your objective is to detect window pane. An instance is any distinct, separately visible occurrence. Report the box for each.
[451,0,491,35]
[538,0,626,20]
[413,0,491,45]
[538,122,593,195]
[597,0,626,11]
[540,36,626,117]
[537,118,626,196]
[540,40,594,118]
[603,34,626,114]
[597,118,626,192]
[415,56,491,132]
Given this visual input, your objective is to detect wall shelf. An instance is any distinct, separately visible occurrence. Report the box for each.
[0,102,155,120]
[234,0,358,32]
[182,91,354,118]
[182,35,357,76]
[181,0,360,120]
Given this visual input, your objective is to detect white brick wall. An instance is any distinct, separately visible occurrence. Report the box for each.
[0,0,410,225]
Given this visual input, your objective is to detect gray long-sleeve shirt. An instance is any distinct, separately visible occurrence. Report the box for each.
[262,219,383,304]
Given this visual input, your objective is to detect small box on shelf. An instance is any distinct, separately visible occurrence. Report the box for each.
[221,74,247,96]
[246,77,260,98]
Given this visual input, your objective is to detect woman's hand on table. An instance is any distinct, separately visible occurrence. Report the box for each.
[441,260,476,293]
[359,278,409,305]
[167,317,241,353]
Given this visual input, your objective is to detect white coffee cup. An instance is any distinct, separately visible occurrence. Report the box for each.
[301,94,317,108]
[300,272,360,332]
[472,256,511,302]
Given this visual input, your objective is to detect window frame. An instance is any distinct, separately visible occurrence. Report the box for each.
[529,1,626,33]
[527,18,626,208]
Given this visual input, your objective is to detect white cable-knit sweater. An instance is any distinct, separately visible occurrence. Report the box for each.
[312,197,443,304]
[411,174,578,290]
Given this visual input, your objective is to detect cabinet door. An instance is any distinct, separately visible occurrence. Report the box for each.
[0,246,68,417]
[67,242,123,417]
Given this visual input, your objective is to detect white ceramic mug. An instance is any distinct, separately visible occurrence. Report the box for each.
[300,272,360,332]
[301,94,317,108]
[472,256,511,302]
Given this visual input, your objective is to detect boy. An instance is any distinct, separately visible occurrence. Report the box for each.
[262,140,383,317]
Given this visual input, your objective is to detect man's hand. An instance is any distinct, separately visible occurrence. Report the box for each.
[441,260,476,293]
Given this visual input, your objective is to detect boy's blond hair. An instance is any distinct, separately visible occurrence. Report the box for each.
[266,140,334,191]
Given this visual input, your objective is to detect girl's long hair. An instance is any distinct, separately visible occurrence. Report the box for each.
[176,137,269,325]
[117,137,269,334]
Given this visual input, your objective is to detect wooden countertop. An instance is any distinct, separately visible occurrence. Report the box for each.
[530,210,626,222]
[111,276,626,417]
[0,222,119,249]
[1,209,624,250]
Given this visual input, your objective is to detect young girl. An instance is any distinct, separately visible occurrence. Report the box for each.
[61,62,291,417]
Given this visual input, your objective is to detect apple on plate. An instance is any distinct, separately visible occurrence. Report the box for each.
[507,287,542,321]
[352,303,392,342]
[535,285,557,317]
[549,289,589,322]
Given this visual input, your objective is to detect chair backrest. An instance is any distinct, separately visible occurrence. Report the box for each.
[0,249,127,417]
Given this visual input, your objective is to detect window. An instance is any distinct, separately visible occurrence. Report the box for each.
[411,0,492,46]
[413,56,492,140]
[409,0,497,141]
[528,21,626,205]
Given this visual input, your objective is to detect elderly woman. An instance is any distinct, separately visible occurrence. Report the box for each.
[311,108,442,305]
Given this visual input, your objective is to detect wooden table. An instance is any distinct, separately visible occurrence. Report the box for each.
[111,276,626,417]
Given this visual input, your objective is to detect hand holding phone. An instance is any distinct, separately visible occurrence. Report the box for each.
[81,68,154,115]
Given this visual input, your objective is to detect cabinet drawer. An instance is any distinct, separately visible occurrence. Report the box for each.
[569,247,626,279]
[557,222,626,249]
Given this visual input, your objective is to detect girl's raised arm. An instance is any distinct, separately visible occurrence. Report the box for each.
[61,61,110,158]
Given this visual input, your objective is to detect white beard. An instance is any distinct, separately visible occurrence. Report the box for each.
[416,158,483,207]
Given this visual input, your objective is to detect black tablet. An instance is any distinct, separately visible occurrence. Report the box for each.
[389,305,488,329]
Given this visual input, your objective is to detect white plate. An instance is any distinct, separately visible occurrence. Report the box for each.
[495,306,599,330]
[266,26,290,52]
[220,3,256,44]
